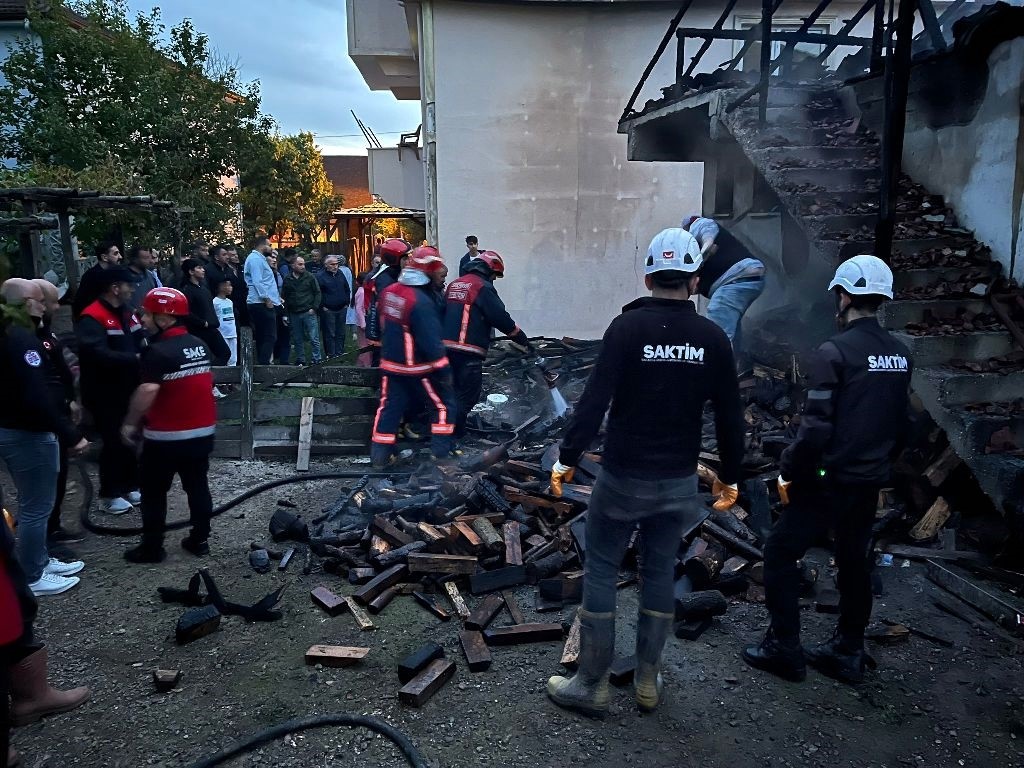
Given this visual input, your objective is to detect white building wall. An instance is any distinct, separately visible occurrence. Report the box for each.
[368,147,426,209]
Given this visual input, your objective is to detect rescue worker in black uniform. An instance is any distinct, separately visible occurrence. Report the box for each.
[370,247,457,467]
[442,251,530,439]
[743,255,913,685]
[364,238,412,367]
[122,288,217,563]
[546,229,745,717]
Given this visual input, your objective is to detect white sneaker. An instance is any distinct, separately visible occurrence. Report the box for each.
[100,497,134,514]
[45,557,85,577]
[127,490,142,505]
[212,386,225,399]
[29,571,80,596]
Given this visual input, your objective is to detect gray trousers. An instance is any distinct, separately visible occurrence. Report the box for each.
[583,469,700,615]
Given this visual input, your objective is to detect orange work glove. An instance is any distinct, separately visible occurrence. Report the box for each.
[777,475,792,506]
[712,479,740,511]
[550,461,575,498]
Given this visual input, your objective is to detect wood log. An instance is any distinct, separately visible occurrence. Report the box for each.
[503,488,574,517]
[483,623,564,646]
[175,605,221,645]
[152,669,181,692]
[560,611,581,669]
[674,590,728,621]
[413,591,451,621]
[466,594,505,631]
[343,597,375,631]
[444,581,471,620]
[909,497,951,542]
[701,520,764,561]
[721,556,749,578]
[453,521,483,551]
[470,566,527,595]
[352,564,408,606]
[459,630,492,672]
[924,445,961,487]
[398,658,456,707]
[278,548,295,571]
[373,540,427,568]
[710,510,760,545]
[369,535,392,559]
[527,551,570,583]
[407,553,478,575]
[501,590,526,624]
[538,576,582,603]
[674,617,713,640]
[697,461,720,488]
[471,517,504,553]
[684,538,727,589]
[371,515,414,547]
[398,642,444,683]
[503,521,523,566]
[524,534,547,549]
[417,522,448,548]
[311,586,347,616]
[305,645,369,668]
[348,567,376,585]
[368,585,400,614]
[926,559,1024,634]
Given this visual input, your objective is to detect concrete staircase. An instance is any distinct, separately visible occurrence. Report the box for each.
[718,85,1023,512]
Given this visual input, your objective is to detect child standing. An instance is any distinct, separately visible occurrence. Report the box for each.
[213,279,238,366]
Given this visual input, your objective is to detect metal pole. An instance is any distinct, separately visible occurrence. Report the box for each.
[875,0,917,263]
[758,0,773,126]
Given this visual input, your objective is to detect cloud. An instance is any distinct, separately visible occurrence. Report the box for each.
[124,0,420,156]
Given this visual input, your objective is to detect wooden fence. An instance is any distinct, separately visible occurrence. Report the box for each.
[210,328,380,465]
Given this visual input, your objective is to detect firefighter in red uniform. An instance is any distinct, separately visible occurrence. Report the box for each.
[121,288,217,563]
[371,247,457,467]
[443,251,530,438]
[363,238,412,366]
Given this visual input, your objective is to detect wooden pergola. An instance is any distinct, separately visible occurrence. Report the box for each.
[327,196,426,276]
[0,187,182,290]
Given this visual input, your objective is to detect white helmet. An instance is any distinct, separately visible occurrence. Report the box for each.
[828,255,894,299]
[646,228,702,275]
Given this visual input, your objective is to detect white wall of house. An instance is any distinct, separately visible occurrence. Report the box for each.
[898,38,1024,284]
[368,147,426,210]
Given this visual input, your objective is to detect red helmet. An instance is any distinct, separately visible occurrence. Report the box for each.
[379,238,412,267]
[408,245,446,276]
[475,250,505,278]
[142,287,189,316]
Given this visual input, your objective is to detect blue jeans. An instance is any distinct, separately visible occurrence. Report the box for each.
[707,277,766,363]
[289,313,323,364]
[583,469,701,615]
[320,308,348,357]
[0,428,59,582]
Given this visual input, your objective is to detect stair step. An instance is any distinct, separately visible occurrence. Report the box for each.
[773,167,879,188]
[733,104,845,125]
[953,408,1024,456]
[749,146,879,165]
[893,266,988,291]
[749,126,880,150]
[880,298,988,329]
[893,330,1014,368]
[916,366,1024,407]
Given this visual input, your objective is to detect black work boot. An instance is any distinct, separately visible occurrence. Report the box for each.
[806,631,871,685]
[124,540,167,564]
[181,535,210,557]
[742,628,807,682]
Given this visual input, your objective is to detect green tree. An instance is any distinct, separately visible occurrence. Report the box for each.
[0,0,275,246]
[239,131,341,244]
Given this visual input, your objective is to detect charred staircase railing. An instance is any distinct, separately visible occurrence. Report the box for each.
[620,0,950,263]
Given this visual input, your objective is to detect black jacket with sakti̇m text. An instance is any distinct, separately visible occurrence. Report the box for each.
[559,297,745,483]
[780,317,913,485]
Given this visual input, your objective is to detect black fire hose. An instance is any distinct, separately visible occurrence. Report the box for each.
[77,464,411,537]
[187,713,428,768]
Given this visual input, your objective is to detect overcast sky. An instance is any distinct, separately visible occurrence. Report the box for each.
[124,0,421,156]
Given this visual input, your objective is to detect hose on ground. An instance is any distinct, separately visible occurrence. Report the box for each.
[187,713,429,768]
[77,466,410,537]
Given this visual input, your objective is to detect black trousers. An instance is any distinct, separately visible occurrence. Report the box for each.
[1,646,9,768]
[248,303,277,365]
[139,437,214,548]
[47,437,69,535]
[763,478,878,645]
[273,308,291,364]
[91,405,138,499]
[449,351,484,439]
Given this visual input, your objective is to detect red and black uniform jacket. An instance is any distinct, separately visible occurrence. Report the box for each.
[76,298,145,414]
[379,282,450,377]
[364,265,400,343]
[139,325,216,442]
[442,273,527,357]
[0,325,79,444]
[1,517,35,647]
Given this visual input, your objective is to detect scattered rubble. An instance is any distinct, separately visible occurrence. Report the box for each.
[905,309,1003,336]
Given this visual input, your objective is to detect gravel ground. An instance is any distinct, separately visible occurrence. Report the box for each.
[6,457,1024,768]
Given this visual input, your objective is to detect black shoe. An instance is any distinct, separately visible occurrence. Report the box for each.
[742,630,807,682]
[806,633,872,685]
[124,544,167,564]
[48,527,85,545]
[181,536,210,557]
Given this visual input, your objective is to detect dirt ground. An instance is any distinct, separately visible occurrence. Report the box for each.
[7,458,1024,768]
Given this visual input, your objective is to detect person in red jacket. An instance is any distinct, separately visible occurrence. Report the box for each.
[363,238,411,366]
[121,288,217,563]
[370,247,457,467]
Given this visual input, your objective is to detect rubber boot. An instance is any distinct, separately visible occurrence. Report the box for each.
[806,630,872,685]
[370,443,395,469]
[741,627,807,682]
[546,609,614,718]
[634,608,674,712]
[9,647,91,726]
